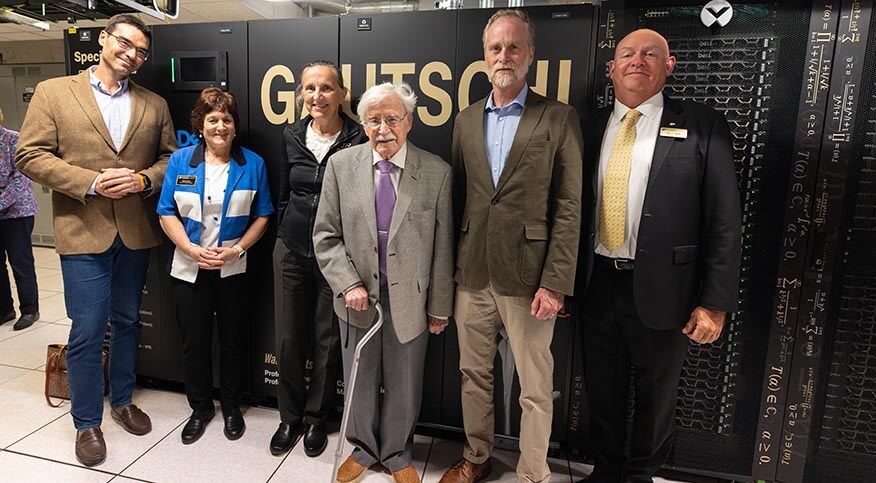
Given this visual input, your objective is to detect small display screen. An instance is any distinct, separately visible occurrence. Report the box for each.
[179,56,217,82]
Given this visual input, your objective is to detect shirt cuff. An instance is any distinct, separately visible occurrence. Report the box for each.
[428,314,449,320]
[87,175,99,195]
[343,282,364,295]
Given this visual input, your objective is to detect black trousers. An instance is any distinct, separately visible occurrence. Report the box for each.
[580,257,690,483]
[273,239,341,427]
[0,216,39,315]
[173,269,248,416]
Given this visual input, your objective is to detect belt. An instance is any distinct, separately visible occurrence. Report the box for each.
[595,255,634,271]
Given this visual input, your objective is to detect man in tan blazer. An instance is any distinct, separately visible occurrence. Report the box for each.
[441,9,583,483]
[313,82,453,483]
[16,14,175,467]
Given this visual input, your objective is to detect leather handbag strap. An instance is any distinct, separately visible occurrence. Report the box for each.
[45,345,68,408]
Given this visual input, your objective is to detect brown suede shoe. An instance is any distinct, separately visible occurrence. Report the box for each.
[75,427,106,467]
[439,458,492,483]
[392,465,420,483]
[336,455,369,483]
[110,404,152,435]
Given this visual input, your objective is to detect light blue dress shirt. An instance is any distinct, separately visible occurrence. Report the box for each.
[483,85,528,187]
[88,65,131,151]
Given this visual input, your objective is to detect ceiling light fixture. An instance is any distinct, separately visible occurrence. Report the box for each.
[0,8,51,31]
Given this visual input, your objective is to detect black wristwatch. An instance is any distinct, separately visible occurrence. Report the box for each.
[139,174,153,196]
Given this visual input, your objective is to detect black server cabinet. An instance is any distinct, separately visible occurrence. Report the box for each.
[589,1,811,479]
[338,8,460,427]
[136,22,250,385]
[246,16,341,404]
[445,5,596,449]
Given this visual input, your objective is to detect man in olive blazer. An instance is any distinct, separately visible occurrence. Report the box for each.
[15,15,175,468]
[441,9,582,483]
[313,83,453,482]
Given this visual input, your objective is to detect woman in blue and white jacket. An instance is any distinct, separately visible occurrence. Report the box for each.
[157,88,273,445]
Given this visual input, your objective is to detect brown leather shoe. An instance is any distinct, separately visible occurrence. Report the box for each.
[392,465,420,483]
[110,404,152,435]
[439,458,491,483]
[336,455,369,483]
[75,427,106,467]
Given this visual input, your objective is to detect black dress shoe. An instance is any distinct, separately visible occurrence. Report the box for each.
[223,408,246,440]
[181,411,214,445]
[0,310,14,326]
[303,421,327,457]
[13,312,39,331]
[270,422,303,456]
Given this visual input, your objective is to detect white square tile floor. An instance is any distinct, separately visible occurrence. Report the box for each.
[0,247,696,482]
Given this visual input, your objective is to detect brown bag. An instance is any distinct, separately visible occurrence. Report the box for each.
[45,344,109,408]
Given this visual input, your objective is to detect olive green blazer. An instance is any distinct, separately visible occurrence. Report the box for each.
[452,89,583,296]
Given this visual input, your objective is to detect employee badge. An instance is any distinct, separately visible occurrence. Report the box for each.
[176,175,197,186]
[659,127,688,139]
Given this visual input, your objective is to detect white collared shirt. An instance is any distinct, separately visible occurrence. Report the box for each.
[595,92,664,259]
[371,142,408,192]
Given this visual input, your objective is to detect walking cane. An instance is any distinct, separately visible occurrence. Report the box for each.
[331,301,384,483]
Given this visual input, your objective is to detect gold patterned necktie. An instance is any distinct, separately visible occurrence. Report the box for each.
[600,108,642,253]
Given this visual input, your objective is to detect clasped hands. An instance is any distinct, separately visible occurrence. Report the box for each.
[344,284,449,335]
[186,245,238,270]
[94,168,143,199]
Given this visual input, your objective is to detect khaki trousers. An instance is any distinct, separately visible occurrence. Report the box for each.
[455,284,556,483]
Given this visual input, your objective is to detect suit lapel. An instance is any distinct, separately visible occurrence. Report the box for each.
[388,143,419,244]
[495,90,545,196]
[69,70,116,152]
[647,95,685,191]
[354,147,378,243]
[119,81,146,153]
[465,98,493,189]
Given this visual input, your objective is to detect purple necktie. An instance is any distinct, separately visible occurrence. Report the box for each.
[375,160,396,283]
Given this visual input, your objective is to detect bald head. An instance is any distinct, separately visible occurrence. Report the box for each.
[609,29,675,108]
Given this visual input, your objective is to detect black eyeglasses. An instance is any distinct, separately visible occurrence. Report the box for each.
[104,31,150,61]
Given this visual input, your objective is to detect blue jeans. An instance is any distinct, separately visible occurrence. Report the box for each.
[61,236,150,430]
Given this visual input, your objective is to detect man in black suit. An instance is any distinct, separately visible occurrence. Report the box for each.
[576,29,741,483]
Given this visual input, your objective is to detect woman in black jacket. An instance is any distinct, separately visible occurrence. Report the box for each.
[270,60,367,458]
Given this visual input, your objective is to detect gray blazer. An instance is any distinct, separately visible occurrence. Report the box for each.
[313,142,454,344]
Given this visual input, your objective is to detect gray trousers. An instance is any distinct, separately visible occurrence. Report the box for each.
[343,284,428,472]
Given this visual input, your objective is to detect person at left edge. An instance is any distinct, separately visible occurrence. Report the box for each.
[157,88,274,445]
[0,106,40,332]
[15,14,176,468]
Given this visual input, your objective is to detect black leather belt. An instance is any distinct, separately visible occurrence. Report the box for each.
[595,255,635,271]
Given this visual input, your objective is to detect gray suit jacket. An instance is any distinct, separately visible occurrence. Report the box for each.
[313,142,454,344]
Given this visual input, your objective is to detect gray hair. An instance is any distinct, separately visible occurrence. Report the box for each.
[482,9,535,50]
[356,82,418,121]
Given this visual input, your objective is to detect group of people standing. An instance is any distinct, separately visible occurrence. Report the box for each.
[11,7,741,483]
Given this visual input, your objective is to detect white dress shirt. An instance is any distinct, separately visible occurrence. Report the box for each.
[595,92,664,259]
[371,142,407,190]
[201,162,230,248]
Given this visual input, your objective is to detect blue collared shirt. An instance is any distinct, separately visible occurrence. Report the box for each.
[88,65,131,151]
[483,85,528,187]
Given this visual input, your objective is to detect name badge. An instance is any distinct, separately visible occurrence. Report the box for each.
[176,175,197,186]
[659,127,688,139]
